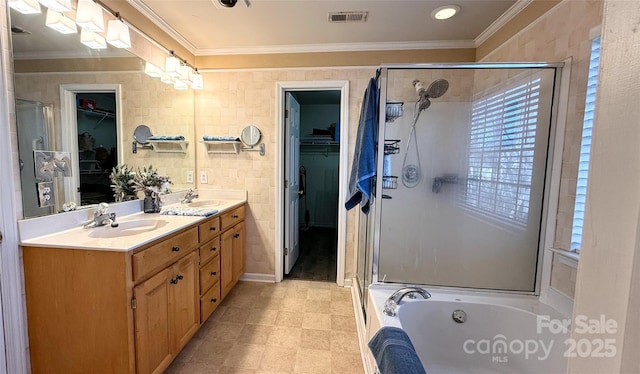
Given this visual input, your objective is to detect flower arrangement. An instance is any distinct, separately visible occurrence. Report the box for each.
[109,164,137,202]
[132,165,173,197]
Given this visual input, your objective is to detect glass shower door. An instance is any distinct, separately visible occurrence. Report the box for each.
[377,67,557,292]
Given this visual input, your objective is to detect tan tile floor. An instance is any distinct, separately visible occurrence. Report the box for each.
[166,280,365,374]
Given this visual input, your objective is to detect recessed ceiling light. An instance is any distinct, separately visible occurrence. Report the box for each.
[431,5,460,20]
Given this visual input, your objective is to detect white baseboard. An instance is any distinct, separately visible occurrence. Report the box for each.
[239,273,276,283]
[343,278,352,287]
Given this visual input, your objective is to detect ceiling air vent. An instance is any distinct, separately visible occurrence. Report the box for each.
[328,11,368,23]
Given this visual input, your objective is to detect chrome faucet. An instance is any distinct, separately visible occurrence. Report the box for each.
[83,203,117,228]
[383,287,431,316]
[181,189,199,204]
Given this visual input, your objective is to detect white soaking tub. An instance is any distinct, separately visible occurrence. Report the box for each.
[365,285,569,374]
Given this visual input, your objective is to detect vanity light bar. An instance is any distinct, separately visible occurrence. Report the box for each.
[80,29,107,49]
[8,0,41,14]
[76,0,105,32]
[45,9,77,34]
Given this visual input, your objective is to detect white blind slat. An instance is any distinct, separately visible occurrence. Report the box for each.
[570,36,600,252]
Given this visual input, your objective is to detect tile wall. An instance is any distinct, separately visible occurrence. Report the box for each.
[480,0,604,298]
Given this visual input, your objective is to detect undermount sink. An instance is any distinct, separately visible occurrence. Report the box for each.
[88,219,168,238]
[187,199,228,208]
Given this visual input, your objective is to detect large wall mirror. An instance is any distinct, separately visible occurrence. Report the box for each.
[11,8,196,218]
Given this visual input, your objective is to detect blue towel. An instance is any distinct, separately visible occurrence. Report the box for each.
[345,77,379,214]
[148,135,185,141]
[203,136,240,141]
[368,327,426,374]
[160,207,219,217]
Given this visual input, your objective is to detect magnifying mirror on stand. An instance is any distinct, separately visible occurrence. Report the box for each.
[132,125,153,153]
[240,125,265,156]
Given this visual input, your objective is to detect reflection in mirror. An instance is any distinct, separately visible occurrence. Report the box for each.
[240,125,262,147]
[11,8,196,218]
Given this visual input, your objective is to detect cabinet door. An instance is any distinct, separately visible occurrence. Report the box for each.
[232,221,245,283]
[220,227,235,299]
[134,268,173,374]
[172,251,200,352]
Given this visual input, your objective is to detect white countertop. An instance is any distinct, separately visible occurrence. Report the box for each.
[19,189,246,252]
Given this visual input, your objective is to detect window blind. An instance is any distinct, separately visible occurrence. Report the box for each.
[463,77,541,227]
[571,37,601,252]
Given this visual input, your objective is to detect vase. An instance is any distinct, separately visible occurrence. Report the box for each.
[143,193,160,213]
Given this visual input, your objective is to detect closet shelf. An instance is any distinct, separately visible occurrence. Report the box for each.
[200,140,242,154]
[148,140,189,153]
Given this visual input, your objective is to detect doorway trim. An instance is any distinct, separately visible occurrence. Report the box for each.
[275,80,350,286]
[60,84,123,205]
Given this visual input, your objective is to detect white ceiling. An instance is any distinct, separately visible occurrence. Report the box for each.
[10,0,526,60]
[130,0,521,55]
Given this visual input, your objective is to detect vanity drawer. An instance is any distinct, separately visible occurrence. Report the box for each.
[200,281,221,323]
[198,216,220,243]
[199,255,220,294]
[221,205,245,231]
[132,227,199,281]
[199,237,220,265]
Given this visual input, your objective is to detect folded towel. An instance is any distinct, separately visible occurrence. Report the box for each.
[160,207,219,217]
[345,77,379,214]
[368,327,426,374]
[148,135,185,141]
[203,136,240,141]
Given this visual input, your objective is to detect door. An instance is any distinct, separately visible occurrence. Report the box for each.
[284,92,301,274]
[171,251,199,353]
[133,268,173,374]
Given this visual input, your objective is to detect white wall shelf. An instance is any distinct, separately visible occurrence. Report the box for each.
[200,140,241,154]
[148,140,189,153]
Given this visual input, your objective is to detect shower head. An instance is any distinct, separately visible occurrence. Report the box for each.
[425,79,449,99]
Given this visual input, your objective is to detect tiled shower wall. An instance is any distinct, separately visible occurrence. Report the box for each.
[480,0,604,298]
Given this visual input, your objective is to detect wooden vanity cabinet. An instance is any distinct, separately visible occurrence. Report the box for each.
[22,203,246,374]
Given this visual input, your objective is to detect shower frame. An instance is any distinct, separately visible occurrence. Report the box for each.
[361,62,566,303]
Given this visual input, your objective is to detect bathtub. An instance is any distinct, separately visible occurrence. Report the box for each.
[364,286,569,374]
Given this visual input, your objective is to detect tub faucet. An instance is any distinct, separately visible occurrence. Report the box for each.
[83,203,117,228]
[182,189,199,204]
[383,287,431,316]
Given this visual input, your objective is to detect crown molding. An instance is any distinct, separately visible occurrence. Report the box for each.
[196,40,475,56]
[127,0,197,54]
[474,0,533,47]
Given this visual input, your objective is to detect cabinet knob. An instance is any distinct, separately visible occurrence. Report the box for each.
[211,271,217,276]
[233,215,239,219]
[176,274,184,280]
[210,246,217,252]
[172,246,180,252]
[210,298,217,303]
[170,278,178,284]
[209,226,216,231]
[233,233,240,238]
